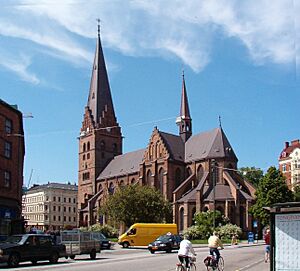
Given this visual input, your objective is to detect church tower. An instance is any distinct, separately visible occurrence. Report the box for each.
[78,24,122,225]
[176,72,192,142]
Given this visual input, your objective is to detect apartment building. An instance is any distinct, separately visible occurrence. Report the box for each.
[0,99,25,236]
[279,139,300,190]
[22,183,78,231]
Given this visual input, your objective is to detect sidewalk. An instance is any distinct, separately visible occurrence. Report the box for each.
[192,239,265,249]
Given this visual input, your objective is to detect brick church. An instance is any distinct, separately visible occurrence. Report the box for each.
[78,28,256,232]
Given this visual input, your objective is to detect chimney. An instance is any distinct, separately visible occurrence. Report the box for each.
[285,142,289,148]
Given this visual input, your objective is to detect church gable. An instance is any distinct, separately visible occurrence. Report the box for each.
[143,127,170,162]
[81,107,95,133]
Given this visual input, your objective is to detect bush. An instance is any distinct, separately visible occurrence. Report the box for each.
[218,223,242,240]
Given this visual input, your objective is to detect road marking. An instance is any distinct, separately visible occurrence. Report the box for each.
[235,259,265,270]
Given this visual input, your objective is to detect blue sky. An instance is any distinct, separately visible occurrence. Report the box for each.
[1,0,299,187]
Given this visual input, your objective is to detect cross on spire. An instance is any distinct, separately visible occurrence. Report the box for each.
[96,18,101,36]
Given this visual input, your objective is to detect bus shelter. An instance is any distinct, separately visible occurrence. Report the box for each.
[269,202,300,271]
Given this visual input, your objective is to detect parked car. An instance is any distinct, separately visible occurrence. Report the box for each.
[0,234,66,267]
[98,233,111,249]
[148,234,182,253]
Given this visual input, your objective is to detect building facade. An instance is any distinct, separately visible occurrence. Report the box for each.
[279,139,300,190]
[78,29,256,233]
[22,183,78,231]
[0,99,25,236]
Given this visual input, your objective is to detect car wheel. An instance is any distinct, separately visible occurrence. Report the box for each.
[70,255,76,260]
[122,242,130,248]
[8,253,20,267]
[166,245,172,253]
[31,259,38,265]
[90,249,96,260]
[49,252,59,264]
[150,249,155,254]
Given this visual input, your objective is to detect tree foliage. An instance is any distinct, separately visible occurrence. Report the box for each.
[239,166,263,188]
[250,166,293,226]
[218,223,242,239]
[183,210,229,239]
[293,186,300,202]
[100,185,172,228]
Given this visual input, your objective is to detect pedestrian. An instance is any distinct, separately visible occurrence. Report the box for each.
[264,228,270,263]
[231,234,238,245]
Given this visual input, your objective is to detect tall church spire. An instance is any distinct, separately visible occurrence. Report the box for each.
[176,71,192,142]
[87,21,117,128]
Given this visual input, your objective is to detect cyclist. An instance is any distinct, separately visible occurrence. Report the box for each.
[208,231,223,266]
[178,234,196,269]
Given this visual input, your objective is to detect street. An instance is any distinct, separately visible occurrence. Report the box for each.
[1,244,269,271]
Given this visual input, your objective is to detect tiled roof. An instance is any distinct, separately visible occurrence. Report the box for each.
[159,131,185,161]
[279,140,300,159]
[205,185,235,201]
[97,149,145,180]
[185,127,237,162]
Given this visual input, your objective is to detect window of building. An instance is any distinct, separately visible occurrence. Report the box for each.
[282,164,287,172]
[64,206,66,212]
[108,182,115,195]
[73,207,76,212]
[69,198,71,203]
[53,206,56,211]
[73,198,76,204]
[83,143,86,152]
[64,197,66,203]
[4,171,11,188]
[83,154,86,160]
[64,216,66,222]
[53,196,56,201]
[4,141,12,158]
[45,205,48,211]
[87,142,90,151]
[69,207,71,212]
[5,119,12,133]
[58,206,61,212]
[87,153,90,159]
[58,216,61,221]
[53,215,56,221]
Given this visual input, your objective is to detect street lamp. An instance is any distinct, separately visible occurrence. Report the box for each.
[211,159,216,231]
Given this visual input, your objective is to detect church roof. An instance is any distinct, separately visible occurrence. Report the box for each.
[205,185,235,201]
[97,149,145,180]
[185,127,237,163]
[159,131,185,161]
[87,28,116,126]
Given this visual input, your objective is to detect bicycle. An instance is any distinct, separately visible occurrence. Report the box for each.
[176,255,196,271]
[203,255,224,271]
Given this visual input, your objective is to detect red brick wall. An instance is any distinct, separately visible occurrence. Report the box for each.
[0,101,24,210]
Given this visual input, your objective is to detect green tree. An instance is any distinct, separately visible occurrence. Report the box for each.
[190,210,226,239]
[250,166,293,226]
[293,185,300,202]
[100,185,172,227]
[239,166,263,188]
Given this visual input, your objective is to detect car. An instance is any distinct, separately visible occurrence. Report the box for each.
[148,234,182,254]
[98,233,111,249]
[0,234,66,267]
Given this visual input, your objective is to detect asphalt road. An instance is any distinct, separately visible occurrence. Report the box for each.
[0,243,270,271]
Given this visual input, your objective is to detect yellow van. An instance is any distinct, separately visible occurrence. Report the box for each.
[118,223,177,248]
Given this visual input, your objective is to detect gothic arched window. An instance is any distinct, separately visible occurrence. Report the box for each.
[108,182,115,195]
[197,165,204,181]
[158,168,164,194]
[146,170,152,185]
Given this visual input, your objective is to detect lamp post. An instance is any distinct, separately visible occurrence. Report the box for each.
[211,159,216,231]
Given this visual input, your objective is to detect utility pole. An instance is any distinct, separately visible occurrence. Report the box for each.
[211,159,216,231]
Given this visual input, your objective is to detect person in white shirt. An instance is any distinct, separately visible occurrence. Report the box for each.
[178,235,196,269]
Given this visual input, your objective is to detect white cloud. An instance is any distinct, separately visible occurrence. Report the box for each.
[0,53,39,84]
[0,0,298,82]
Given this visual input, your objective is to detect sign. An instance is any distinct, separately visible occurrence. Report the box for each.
[248,232,254,243]
[253,220,258,228]
[275,213,300,271]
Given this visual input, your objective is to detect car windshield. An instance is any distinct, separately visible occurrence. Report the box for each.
[2,235,24,244]
[155,235,172,242]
